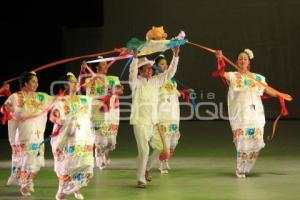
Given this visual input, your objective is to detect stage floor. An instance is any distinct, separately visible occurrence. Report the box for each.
[0,121,299,200]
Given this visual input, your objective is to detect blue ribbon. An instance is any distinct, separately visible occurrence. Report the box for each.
[120,49,140,79]
[36,135,52,157]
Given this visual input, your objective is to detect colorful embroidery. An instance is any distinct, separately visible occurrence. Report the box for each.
[236,151,259,173]
[255,74,262,81]
[86,77,108,96]
[15,92,49,114]
[233,128,262,140]
[92,122,118,135]
[233,72,260,89]
[107,76,120,89]
[12,143,43,155]
[12,144,26,154]
[65,145,93,156]
[158,123,179,135]
[160,80,178,95]
[59,173,92,188]
[60,96,89,121]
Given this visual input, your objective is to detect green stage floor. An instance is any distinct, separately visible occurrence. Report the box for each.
[0,121,299,200]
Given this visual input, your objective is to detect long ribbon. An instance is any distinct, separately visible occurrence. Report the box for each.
[267,97,289,140]
[4,49,120,84]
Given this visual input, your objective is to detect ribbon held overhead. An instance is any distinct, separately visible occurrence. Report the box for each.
[126,38,188,57]
[3,49,122,84]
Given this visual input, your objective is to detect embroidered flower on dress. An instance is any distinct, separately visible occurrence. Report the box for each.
[67,146,75,153]
[170,124,178,131]
[241,152,248,160]
[233,129,244,138]
[31,144,39,151]
[12,166,17,173]
[159,125,167,133]
[246,128,255,136]
[75,174,83,181]
[244,79,250,86]
[255,75,261,81]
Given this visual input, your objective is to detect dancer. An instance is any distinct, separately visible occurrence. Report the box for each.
[3,72,53,196]
[129,46,180,188]
[215,49,291,178]
[154,54,181,174]
[50,72,94,200]
[81,58,123,170]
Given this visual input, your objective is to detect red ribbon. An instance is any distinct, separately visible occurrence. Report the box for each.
[1,105,12,125]
[99,94,119,112]
[159,152,168,161]
[279,97,288,116]
[0,87,11,97]
[212,59,228,85]
[267,97,289,141]
[0,87,12,124]
[179,89,191,103]
[52,125,62,137]
[212,59,226,77]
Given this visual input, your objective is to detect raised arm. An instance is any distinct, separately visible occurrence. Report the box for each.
[155,47,180,86]
[79,61,90,94]
[265,89,292,100]
[129,58,139,90]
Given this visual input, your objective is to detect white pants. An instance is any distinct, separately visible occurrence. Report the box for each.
[133,124,163,183]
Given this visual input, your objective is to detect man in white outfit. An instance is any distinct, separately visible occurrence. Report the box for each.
[129,47,180,188]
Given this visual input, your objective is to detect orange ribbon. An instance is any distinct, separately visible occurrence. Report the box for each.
[4,49,121,84]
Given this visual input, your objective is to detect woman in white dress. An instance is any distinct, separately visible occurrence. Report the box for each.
[215,49,289,178]
[3,72,53,196]
[154,55,181,174]
[82,60,123,170]
[50,72,94,200]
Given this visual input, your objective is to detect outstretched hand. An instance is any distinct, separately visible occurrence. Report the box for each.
[215,50,223,60]
[280,93,293,101]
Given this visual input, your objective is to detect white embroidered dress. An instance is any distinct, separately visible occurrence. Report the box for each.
[227,72,267,153]
[50,95,94,193]
[5,91,53,186]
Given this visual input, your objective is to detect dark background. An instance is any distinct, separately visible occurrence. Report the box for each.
[1,0,299,138]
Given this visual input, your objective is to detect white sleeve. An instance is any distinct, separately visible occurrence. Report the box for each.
[129,58,139,91]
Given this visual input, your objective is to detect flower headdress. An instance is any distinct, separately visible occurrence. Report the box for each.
[244,49,254,59]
